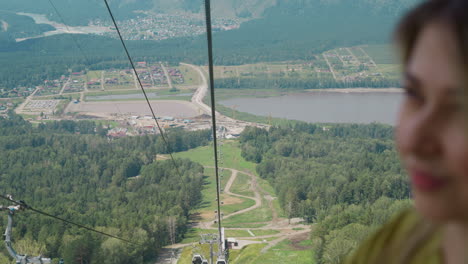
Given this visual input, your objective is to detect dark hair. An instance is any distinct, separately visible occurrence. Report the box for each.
[396,0,468,66]
[393,1,468,262]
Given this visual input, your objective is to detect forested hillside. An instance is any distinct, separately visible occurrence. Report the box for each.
[0,0,274,26]
[0,11,54,43]
[0,112,212,263]
[0,0,418,91]
[239,124,411,263]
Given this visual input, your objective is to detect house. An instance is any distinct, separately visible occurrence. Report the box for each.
[226,238,238,249]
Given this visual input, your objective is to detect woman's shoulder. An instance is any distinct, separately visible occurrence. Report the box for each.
[344,208,441,264]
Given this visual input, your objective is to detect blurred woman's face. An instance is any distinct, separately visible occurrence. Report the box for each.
[397,21,468,223]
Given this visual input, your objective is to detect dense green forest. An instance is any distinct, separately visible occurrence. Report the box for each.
[0,112,212,264]
[239,124,411,263]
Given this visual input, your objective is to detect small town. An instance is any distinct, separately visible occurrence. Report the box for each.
[91,12,242,41]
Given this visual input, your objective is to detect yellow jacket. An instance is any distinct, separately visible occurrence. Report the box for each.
[344,209,442,264]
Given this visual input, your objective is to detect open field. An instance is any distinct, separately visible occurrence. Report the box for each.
[231,172,255,197]
[222,197,273,228]
[174,142,261,224]
[66,100,200,118]
[173,141,282,227]
[179,64,202,86]
[193,168,255,222]
[104,70,135,90]
[209,44,400,88]
[84,88,194,97]
[362,44,397,64]
[179,228,280,244]
[179,237,314,264]
[230,238,314,264]
[86,70,103,90]
[174,141,257,174]
[84,90,193,102]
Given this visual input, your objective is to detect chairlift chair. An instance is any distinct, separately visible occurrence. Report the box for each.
[192,254,203,264]
[216,255,227,264]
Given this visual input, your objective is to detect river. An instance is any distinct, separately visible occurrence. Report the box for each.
[15,12,112,42]
[219,89,404,125]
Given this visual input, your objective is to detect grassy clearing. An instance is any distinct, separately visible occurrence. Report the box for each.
[231,172,254,197]
[188,166,255,223]
[221,195,255,218]
[229,239,314,264]
[174,140,257,174]
[249,229,280,236]
[85,96,192,102]
[214,88,284,101]
[19,114,38,120]
[180,229,255,244]
[178,244,212,263]
[222,223,267,228]
[179,229,279,244]
[247,239,314,264]
[222,199,272,226]
[253,236,280,242]
[378,64,402,80]
[179,237,314,264]
[93,120,120,128]
[229,244,266,263]
[362,44,397,65]
[85,88,193,97]
[174,141,279,226]
[179,64,201,86]
[195,168,230,217]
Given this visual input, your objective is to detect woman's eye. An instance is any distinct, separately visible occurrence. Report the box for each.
[403,86,423,102]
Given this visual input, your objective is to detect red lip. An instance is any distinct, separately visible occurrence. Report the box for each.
[410,169,448,192]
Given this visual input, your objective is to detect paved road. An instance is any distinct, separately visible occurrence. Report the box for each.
[15,87,39,114]
[182,62,214,116]
[161,63,173,89]
[59,77,71,95]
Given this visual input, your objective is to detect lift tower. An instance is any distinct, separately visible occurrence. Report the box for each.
[1,196,51,264]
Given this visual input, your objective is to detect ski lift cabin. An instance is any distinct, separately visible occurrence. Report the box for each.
[216,255,227,264]
[192,254,203,264]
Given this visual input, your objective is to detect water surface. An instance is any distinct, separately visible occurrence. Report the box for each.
[220,91,403,125]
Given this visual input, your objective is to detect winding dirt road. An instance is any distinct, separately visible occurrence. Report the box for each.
[155,165,312,264]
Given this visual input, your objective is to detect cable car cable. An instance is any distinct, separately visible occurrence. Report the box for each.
[203,0,223,248]
[46,0,127,120]
[0,194,141,246]
[47,0,92,66]
[103,0,183,177]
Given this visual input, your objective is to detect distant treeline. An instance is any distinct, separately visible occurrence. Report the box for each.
[0,112,211,264]
[239,123,411,263]
[215,77,401,89]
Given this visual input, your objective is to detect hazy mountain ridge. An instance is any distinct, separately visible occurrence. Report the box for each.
[0,0,276,26]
